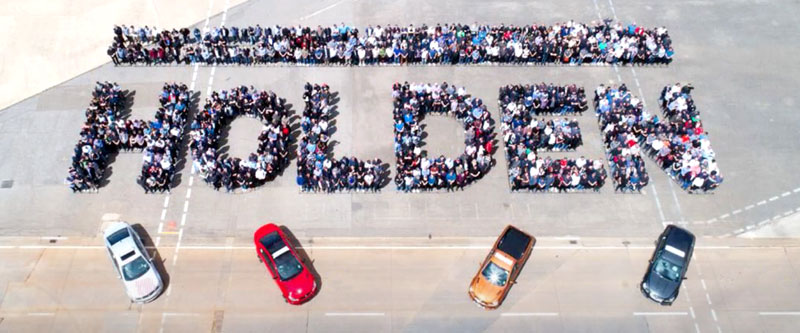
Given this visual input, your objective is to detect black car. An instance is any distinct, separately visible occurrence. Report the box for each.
[640,225,695,305]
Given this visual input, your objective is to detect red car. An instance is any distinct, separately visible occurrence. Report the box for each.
[254,224,317,304]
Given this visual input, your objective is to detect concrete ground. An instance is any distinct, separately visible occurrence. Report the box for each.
[1,0,800,331]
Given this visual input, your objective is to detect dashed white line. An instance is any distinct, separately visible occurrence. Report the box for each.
[695,323,701,333]
[744,205,755,210]
[163,196,170,208]
[689,306,696,319]
[719,214,730,219]
[769,196,779,201]
[706,293,713,305]
[701,279,707,291]
[711,309,718,322]
[784,210,794,217]
[707,218,718,224]
[794,188,800,193]
[782,191,791,197]
[759,311,800,316]
[160,209,167,221]
[180,213,187,226]
[185,188,192,199]
[183,201,189,213]
[732,209,742,215]
[27,312,55,316]
[757,200,767,206]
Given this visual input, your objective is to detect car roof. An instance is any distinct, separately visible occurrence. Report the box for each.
[104,223,141,264]
[496,226,532,260]
[664,225,695,252]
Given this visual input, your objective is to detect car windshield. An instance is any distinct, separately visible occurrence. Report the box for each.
[107,228,130,245]
[481,262,509,287]
[653,256,683,282]
[274,251,303,281]
[122,256,150,281]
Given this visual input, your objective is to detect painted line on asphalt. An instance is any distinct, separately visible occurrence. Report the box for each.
[732,209,742,215]
[711,309,718,322]
[27,312,55,316]
[633,312,688,316]
[163,312,201,317]
[769,196,779,202]
[757,200,767,206]
[759,311,800,316]
[689,306,696,319]
[39,236,67,240]
[325,312,384,317]
[745,205,755,211]
[782,191,791,197]
[794,187,800,193]
[300,0,352,21]
[501,312,559,317]
[12,243,800,251]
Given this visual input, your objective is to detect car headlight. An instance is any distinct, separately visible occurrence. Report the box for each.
[287,293,298,301]
[469,286,474,293]
[642,282,649,290]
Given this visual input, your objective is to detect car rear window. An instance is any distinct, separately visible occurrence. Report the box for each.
[107,228,130,245]
[120,251,136,261]
[260,232,287,255]
[497,227,531,260]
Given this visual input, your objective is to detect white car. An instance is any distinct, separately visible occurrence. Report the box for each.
[103,221,163,303]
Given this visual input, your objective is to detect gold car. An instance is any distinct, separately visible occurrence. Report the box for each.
[468,225,535,309]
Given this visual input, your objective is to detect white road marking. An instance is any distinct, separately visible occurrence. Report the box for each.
[794,188,800,193]
[160,208,167,221]
[27,312,55,316]
[325,312,384,317]
[300,0,351,21]
[784,210,794,217]
[706,293,713,305]
[782,191,791,197]
[185,188,192,199]
[759,311,800,315]
[183,201,189,213]
[650,184,668,224]
[711,309,718,322]
[769,196,779,202]
[745,205,754,210]
[188,176,194,186]
[695,323,701,333]
[180,213,187,226]
[720,214,730,219]
[39,236,67,240]
[701,279,707,290]
[163,312,200,317]
[501,312,559,317]
[707,218,717,224]
[163,196,170,208]
[732,209,742,215]
[757,200,767,206]
[689,306,696,319]
[633,312,688,316]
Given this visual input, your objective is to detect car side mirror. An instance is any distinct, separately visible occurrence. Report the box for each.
[683,277,688,280]
[273,275,278,280]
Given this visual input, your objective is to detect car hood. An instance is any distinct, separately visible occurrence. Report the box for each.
[282,270,315,298]
[645,272,679,300]
[124,268,161,300]
[469,276,504,304]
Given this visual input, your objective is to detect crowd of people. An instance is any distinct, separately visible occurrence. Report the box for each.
[642,84,722,192]
[108,20,674,66]
[594,84,651,192]
[67,82,190,193]
[500,85,607,192]
[392,82,495,192]
[296,83,386,192]
[189,86,292,192]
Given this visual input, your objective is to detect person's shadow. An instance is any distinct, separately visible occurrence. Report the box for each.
[130,223,170,300]
[280,225,322,302]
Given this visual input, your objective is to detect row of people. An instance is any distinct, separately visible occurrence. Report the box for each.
[189,86,292,192]
[392,82,495,192]
[508,155,607,192]
[499,83,588,116]
[109,21,674,66]
[296,83,386,192]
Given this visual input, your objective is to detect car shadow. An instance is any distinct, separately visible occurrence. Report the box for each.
[130,223,170,300]
[279,225,321,303]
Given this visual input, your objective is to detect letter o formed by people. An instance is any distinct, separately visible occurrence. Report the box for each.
[189,86,291,193]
